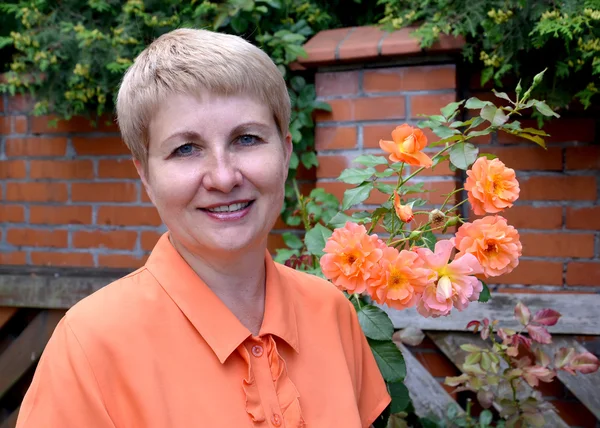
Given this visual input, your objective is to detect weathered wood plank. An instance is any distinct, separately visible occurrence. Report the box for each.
[0,308,17,330]
[546,336,600,420]
[382,294,600,335]
[0,275,115,309]
[399,342,464,420]
[0,310,64,399]
[0,407,19,428]
[428,332,569,428]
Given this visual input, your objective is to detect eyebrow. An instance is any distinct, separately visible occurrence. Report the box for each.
[160,121,274,147]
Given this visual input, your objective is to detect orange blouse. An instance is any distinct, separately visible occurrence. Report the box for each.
[17,233,390,427]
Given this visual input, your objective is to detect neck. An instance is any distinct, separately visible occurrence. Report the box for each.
[170,234,267,335]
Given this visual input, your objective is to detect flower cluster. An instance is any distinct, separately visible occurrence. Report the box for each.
[320,125,523,317]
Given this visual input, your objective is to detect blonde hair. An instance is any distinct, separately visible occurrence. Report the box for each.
[116,28,291,166]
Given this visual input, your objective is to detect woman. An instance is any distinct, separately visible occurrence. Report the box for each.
[16,28,390,427]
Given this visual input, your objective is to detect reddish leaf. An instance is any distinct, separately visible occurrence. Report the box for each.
[522,365,555,387]
[526,325,551,344]
[534,348,551,367]
[532,308,561,326]
[513,333,533,350]
[567,352,600,374]
[467,320,481,333]
[554,347,575,371]
[515,302,531,325]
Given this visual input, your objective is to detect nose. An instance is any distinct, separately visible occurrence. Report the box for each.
[201,150,243,193]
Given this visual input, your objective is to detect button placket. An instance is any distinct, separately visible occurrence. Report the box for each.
[251,344,263,357]
[271,413,282,427]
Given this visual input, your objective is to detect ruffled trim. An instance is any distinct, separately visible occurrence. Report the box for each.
[238,336,305,427]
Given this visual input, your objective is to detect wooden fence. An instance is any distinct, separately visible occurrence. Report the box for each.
[0,271,599,427]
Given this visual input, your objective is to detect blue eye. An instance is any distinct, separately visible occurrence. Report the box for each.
[174,143,195,156]
[238,135,261,146]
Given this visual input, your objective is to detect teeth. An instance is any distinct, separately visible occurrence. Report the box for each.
[207,202,251,213]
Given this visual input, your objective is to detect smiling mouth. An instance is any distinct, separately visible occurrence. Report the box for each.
[203,201,253,213]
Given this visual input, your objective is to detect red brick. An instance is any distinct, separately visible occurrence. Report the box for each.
[0,96,3,112]
[470,206,563,230]
[550,400,596,428]
[0,117,9,134]
[519,176,597,201]
[5,137,68,157]
[408,161,455,177]
[410,93,456,117]
[364,65,455,93]
[363,124,397,149]
[415,351,460,377]
[71,182,137,203]
[566,206,600,230]
[97,206,162,227]
[301,28,352,63]
[0,205,25,223]
[141,188,153,203]
[315,71,359,97]
[31,251,94,267]
[73,230,137,250]
[72,137,130,156]
[30,205,92,225]
[6,183,68,202]
[380,27,421,56]
[315,97,405,122]
[496,288,592,294]
[317,155,350,179]
[566,146,600,170]
[338,26,385,60]
[0,160,26,179]
[141,231,162,251]
[0,251,27,265]
[14,116,27,134]
[8,94,34,112]
[481,147,562,171]
[294,163,316,181]
[486,260,563,285]
[98,159,139,179]
[98,254,147,269]
[7,229,68,248]
[520,233,595,258]
[31,114,118,134]
[566,262,600,286]
[315,126,357,150]
[30,160,94,179]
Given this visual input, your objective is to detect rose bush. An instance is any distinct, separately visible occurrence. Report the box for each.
[277,70,599,427]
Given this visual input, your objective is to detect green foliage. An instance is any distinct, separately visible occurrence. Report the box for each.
[378,0,600,109]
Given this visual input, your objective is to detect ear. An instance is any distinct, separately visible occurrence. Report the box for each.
[283,131,293,180]
[133,158,155,205]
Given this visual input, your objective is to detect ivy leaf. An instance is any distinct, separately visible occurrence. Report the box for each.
[312,100,332,112]
[478,282,491,303]
[357,305,394,341]
[282,232,303,250]
[304,223,332,257]
[301,151,318,169]
[440,100,464,120]
[342,183,373,210]
[368,339,406,382]
[449,142,478,170]
[338,167,376,185]
[480,105,509,127]
[388,382,410,413]
[354,154,388,167]
[532,100,560,118]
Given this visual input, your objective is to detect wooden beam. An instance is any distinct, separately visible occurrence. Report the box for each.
[399,342,464,420]
[0,310,64,400]
[382,294,600,335]
[0,275,115,309]
[0,407,19,428]
[0,308,17,330]
[428,332,569,428]
[546,336,600,421]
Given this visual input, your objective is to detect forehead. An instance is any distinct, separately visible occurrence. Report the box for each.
[148,92,276,148]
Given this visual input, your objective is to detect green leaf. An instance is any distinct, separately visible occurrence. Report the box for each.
[440,100,464,120]
[449,142,478,170]
[327,212,355,228]
[290,76,306,92]
[460,344,481,352]
[465,97,491,109]
[416,229,436,251]
[447,403,460,420]
[342,183,374,210]
[338,167,376,185]
[532,100,560,118]
[479,410,493,427]
[375,168,395,178]
[479,153,497,160]
[478,282,491,303]
[521,127,549,136]
[301,151,318,169]
[312,100,332,112]
[357,305,394,340]
[428,134,463,148]
[304,224,332,257]
[431,125,460,139]
[480,105,509,127]
[481,67,494,85]
[289,152,299,169]
[274,248,299,264]
[368,339,406,382]
[375,182,395,195]
[492,89,513,104]
[388,382,410,413]
[505,130,546,149]
[466,116,486,131]
[282,232,303,250]
[354,154,388,167]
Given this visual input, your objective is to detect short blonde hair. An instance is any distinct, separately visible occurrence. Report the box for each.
[116,28,291,165]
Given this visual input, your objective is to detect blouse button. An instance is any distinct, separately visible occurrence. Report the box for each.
[251,344,263,357]
[271,413,282,427]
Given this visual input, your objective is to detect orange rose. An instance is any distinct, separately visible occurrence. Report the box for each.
[320,222,385,294]
[454,215,522,277]
[465,157,520,215]
[379,124,433,167]
[393,191,414,222]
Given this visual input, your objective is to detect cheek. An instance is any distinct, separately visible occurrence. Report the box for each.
[147,162,201,207]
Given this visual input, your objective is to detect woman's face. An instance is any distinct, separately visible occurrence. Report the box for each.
[138,92,292,258]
